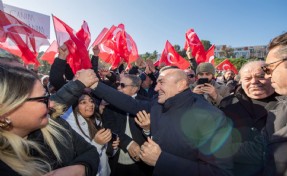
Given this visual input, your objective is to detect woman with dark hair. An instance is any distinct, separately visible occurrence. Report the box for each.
[62,90,120,176]
[0,64,99,176]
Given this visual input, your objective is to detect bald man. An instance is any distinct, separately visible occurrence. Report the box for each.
[91,66,233,176]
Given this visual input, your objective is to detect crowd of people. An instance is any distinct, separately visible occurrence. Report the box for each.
[0,32,287,176]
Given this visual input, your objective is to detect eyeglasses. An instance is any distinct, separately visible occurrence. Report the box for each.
[187,74,195,78]
[26,94,50,108]
[261,58,287,75]
[116,83,135,88]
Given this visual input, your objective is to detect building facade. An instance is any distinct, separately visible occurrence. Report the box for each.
[215,45,267,59]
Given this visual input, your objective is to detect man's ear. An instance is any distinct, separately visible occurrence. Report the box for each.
[177,79,188,91]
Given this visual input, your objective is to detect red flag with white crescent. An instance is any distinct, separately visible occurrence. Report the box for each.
[215,59,238,74]
[205,44,215,65]
[184,29,206,64]
[53,15,91,73]
[159,40,190,70]
[0,10,49,65]
[91,27,109,48]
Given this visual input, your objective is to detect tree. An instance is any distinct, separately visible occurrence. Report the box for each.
[37,51,51,75]
[220,45,235,58]
[201,40,212,51]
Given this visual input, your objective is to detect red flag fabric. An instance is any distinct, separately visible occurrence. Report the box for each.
[0,10,49,65]
[41,40,58,65]
[91,27,109,48]
[159,40,190,70]
[215,59,238,74]
[98,24,125,69]
[205,44,215,65]
[76,21,91,48]
[53,15,91,73]
[118,31,139,65]
[184,29,206,64]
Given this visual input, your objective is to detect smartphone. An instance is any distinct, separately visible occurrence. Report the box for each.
[112,132,118,141]
[197,78,209,85]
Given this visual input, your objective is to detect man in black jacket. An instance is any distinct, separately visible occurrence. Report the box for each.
[219,60,277,176]
[103,74,153,176]
[91,66,234,176]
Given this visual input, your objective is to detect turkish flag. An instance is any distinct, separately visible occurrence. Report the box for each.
[118,31,139,66]
[0,10,49,65]
[41,40,58,65]
[159,40,190,70]
[205,44,215,65]
[91,27,109,48]
[98,24,125,69]
[53,15,91,73]
[76,21,91,48]
[216,59,238,74]
[184,29,206,64]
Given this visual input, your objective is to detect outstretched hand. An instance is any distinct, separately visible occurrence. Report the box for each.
[58,44,69,60]
[135,110,151,131]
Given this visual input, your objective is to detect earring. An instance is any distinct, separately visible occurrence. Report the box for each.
[0,118,11,129]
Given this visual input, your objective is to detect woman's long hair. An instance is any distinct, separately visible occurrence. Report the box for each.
[72,91,102,141]
[0,65,68,176]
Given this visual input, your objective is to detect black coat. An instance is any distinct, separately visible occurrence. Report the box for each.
[219,88,278,176]
[0,118,99,176]
[92,82,234,176]
[102,94,153,176]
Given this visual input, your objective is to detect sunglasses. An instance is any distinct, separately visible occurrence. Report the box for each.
[116,83,135,88]
[187,74,195,78]
[26,93,50,108]
[261,57,287,75]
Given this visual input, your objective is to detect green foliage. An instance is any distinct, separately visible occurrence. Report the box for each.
[140,51,158,61]
[201,40,212,51]
[37,51,51,75]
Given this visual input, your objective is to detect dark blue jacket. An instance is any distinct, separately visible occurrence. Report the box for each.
[92,82,234,176]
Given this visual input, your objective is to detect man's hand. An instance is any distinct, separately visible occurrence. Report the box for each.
[92,45,100,56]
[146,59,156,73]
[192,84,204,94]
[140,137,161,166]
[74,69,98,87]
[186,47,193,59]
[135,110,151,131]
[58,44,69,60]
[201,83,218,100]
[99,68,112,77]
[128,141,141,161]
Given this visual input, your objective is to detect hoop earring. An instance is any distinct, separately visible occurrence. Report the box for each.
[0,118,11,129]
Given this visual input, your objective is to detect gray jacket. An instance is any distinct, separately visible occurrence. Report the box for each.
[264,95,287,176]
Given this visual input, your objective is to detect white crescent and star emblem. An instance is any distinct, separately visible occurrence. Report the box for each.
[167,52,175,64]
[208,56,214,63]
[222,64,230,70]
[99,43,114,54]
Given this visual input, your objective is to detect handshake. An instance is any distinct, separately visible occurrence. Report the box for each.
[73,69,99,88]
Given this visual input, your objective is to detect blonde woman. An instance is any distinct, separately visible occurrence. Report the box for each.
[0,65,99,176]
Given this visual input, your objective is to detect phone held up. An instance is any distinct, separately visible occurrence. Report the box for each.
[197,78,209,85]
